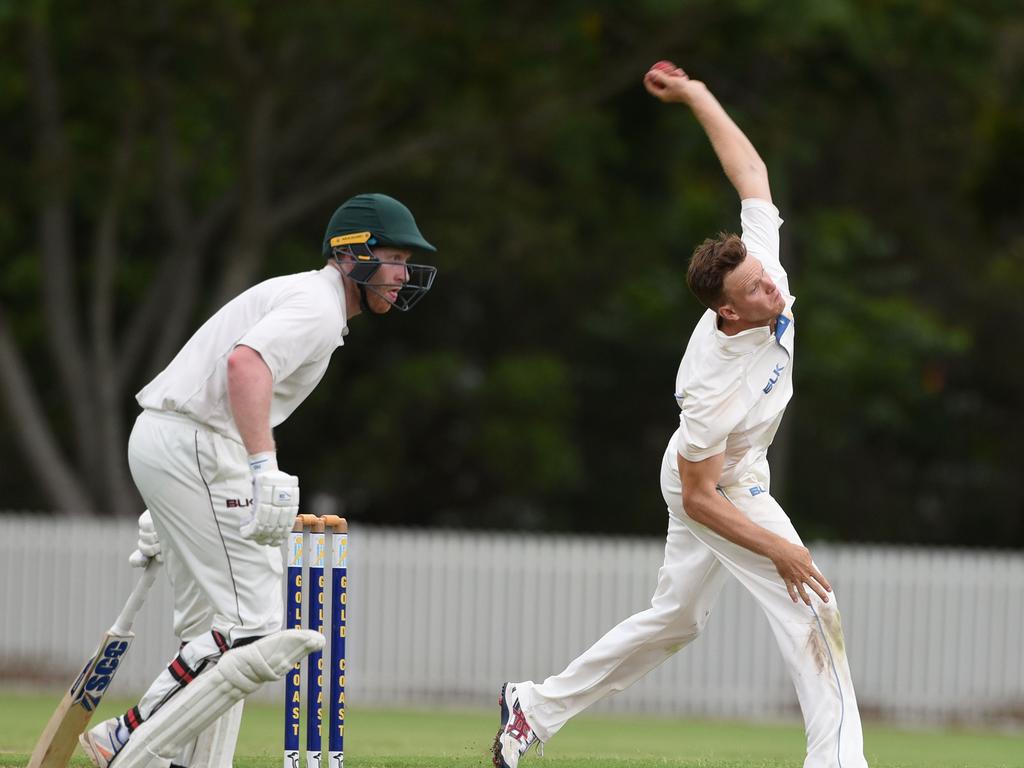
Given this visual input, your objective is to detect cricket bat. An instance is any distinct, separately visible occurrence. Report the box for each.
[27,559,161,768]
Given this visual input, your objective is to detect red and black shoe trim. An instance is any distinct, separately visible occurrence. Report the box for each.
[124,705,144,733]
[506,701,533,742]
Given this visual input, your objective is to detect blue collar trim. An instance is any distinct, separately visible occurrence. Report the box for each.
[774,313,791,344]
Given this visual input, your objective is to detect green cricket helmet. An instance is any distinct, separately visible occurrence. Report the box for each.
[323,193,437,313]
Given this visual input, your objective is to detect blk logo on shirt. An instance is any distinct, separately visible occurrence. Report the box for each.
[763,363,786,394]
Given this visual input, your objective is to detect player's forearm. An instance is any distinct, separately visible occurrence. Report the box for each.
[682,486,787,560]
[686,88,770,202]
[227,345,275,455]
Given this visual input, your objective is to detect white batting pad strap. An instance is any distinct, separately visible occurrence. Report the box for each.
[112,630,324,768]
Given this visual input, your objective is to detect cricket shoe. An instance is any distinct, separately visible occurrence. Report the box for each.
[492,682,540,768]
[79,715,131,768]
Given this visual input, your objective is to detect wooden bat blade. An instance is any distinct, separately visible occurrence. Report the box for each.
[27,630,135,768]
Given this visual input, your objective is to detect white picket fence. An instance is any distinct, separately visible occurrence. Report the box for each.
[1,514,1022,726]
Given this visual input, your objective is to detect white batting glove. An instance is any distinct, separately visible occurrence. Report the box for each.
[240,453,299,547]
[129,509,163,567]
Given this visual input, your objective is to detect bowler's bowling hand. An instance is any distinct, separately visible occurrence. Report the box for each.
[643,60,707,105]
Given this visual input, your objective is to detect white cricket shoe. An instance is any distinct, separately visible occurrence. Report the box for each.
[79,715,130,768]
[491,682,539,768]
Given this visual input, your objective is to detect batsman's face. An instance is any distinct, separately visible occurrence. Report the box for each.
[363,247,410,314]
[720,255,785,325]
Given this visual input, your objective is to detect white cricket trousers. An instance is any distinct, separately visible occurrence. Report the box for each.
[127,409,284,721]
[516,449,868,768]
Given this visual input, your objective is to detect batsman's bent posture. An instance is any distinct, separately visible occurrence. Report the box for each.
[79,193,437,768]
[493,63,868,768]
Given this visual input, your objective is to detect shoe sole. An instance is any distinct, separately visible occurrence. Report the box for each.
[78,732,109,768]
[491,683,511,768]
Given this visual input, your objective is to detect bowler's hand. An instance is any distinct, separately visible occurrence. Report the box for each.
[769,539,832,605]
[129,509,163,567]
[643,60,707,105]
[240,453,299,546]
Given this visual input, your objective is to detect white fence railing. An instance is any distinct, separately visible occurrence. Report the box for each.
[1,514,1022,725]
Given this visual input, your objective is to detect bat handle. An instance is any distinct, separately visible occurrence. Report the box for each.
[111,559,161,635]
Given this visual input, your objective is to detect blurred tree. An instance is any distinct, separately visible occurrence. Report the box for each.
[0,0,695,517]
[0,1,1021,545]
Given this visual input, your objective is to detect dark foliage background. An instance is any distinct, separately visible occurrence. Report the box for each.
[1,1,1021,546]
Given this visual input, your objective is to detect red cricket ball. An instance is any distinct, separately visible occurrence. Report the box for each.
[652,60,676,73]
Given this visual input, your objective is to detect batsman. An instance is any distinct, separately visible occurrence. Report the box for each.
[493,63,869,768]
[78,193,438,768]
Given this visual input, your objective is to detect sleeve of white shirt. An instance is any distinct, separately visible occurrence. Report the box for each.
[674,381,748,463]
[740,198,789,298]
[236,289,339,382]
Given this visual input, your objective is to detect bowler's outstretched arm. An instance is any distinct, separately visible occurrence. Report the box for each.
[643,64,771,202]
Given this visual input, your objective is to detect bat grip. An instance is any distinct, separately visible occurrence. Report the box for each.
[110,559,161,635]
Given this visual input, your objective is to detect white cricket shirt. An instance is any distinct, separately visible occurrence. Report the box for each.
[137,266,348,444]
[672,198,794,490]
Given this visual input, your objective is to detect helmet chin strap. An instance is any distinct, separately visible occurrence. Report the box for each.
[332,253,387,315]
[357,284,372,313]
[356,283,389,315]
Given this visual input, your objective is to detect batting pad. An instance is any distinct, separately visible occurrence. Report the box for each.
[112,630,325,768]
[181,701,244,768]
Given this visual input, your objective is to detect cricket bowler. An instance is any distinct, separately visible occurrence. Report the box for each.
[493,62,869,768]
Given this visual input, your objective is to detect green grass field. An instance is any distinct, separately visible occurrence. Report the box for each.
[1,690,1021,768]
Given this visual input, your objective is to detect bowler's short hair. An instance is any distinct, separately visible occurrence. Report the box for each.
[687,233,747,310]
